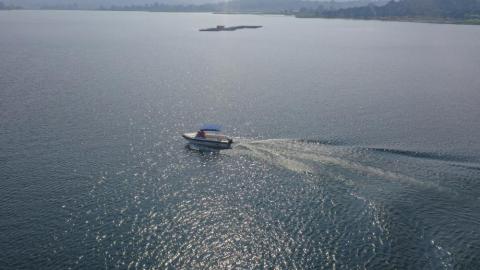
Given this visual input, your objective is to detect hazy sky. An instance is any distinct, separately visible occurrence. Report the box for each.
[3,0,363,9]
[3,0,224,8]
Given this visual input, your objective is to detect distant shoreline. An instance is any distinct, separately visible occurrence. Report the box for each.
[295,15,480,25]
[3,9,479,26]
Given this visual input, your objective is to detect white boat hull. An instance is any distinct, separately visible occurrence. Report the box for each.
[182,132,233,150]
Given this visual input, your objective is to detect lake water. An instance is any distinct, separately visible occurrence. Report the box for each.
[1,10,480,269]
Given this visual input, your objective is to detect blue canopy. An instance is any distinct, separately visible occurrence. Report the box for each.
[200,124,222,132]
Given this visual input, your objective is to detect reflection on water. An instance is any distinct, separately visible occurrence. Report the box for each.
[58,138,479,269]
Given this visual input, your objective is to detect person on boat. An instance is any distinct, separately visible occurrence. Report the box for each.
[196,130,206,138]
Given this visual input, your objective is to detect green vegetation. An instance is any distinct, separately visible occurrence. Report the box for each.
[463,18,480,24]
[296,0,480,24]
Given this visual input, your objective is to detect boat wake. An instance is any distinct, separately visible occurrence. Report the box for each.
[227,138,479,195]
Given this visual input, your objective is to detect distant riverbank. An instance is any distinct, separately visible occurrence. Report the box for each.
[3,8,480,26]
[295,14,480,25]
[294,0,480,26]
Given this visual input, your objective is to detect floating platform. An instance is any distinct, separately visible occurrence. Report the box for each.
[199,25,263,32]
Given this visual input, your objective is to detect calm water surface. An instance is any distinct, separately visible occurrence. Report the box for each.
[1,10,480,269]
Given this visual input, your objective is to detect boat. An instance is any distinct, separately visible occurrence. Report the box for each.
[182,124,233,150]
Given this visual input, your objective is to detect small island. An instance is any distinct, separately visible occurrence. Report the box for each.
[199,25,263,32]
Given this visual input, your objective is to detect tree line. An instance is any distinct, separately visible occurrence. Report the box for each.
[296,0,480,22]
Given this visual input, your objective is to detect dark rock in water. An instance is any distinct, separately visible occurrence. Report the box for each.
[199,25,262,31]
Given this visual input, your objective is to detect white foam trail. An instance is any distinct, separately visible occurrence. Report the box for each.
[233,141,314,174]
[231,138,448,193]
